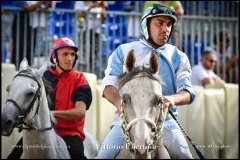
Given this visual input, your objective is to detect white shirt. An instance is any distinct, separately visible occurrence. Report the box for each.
[26,1,48,28]
[74,1,104,33]
[191,62,220,86]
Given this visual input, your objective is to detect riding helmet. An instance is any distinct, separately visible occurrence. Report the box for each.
[141,3,177,41]
[50,37,78,65]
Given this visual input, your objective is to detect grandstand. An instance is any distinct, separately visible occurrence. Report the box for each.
[1,1,238,81]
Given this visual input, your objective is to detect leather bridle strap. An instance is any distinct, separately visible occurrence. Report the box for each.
[5,99,24,116]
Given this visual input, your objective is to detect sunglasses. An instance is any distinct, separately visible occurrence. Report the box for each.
[152,3,176,16]
[142,3,176,20]
[207,58,217,63]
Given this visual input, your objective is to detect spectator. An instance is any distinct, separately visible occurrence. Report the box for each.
[191,49,225,87]
[27,1,51,60]
[11,1,47,68]
[75,1,107,74]
[1,1,14,63]
[214,30,239,83]
[124,1,141,41]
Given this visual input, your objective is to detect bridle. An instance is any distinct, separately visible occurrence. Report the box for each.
[5,69,53,132]
[118,65,167,158]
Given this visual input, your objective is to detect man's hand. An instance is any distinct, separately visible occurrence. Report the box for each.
[162,90,192,110]
[163,96,176,110]
[115,99,122,115]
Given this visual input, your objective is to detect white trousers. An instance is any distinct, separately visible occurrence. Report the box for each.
[96,125,193,159]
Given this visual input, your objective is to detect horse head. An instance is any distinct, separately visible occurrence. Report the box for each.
[2,58,48,136]
[118,50,167,158]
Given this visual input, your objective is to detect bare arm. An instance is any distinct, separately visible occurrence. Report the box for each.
[226,54,239,69]
[23,1,45,11]
[202,77,215,86]
[163,90,191,109]
[202,77,225,87]
[103,85,121,114]
[51,101,86,120]
[174,5,184,16]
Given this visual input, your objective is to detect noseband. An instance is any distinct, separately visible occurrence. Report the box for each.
[118,65,166,158]
[5,69,53,132]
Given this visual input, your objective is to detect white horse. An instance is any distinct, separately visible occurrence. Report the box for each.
[116,50,170,159]
[1,58,99,159]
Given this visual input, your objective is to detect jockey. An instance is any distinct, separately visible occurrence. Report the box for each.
[44,37,92,159]
[96,2,195,159]
[7,37,92,159]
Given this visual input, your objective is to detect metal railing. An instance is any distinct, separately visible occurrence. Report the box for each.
[1,4,239,82]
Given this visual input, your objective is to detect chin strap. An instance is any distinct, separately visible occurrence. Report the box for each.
[55,62,72,72]
[148,37,161,48]
[59,65,71,72]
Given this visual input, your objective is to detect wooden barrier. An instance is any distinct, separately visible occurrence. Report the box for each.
[178,84,238,159]
[1,63,238,159]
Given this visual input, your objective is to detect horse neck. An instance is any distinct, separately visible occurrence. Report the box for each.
[23,86,55,143]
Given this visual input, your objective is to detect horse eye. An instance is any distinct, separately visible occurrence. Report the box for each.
[27,91,35,97]
[122,94,130,105]
[156,100,161,106]
[6,85,10,92]
[155,96,163,107]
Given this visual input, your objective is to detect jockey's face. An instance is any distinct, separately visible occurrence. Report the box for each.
[149,16,173,46]
[56,47,76,72]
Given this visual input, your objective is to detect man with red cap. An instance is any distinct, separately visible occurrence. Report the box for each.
[7,37,92,159]
[43,37,92,159]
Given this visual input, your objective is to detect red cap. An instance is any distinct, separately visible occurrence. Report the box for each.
[50,37,78,64]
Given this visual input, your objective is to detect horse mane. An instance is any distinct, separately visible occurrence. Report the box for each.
[42,77,54,109]
[118,65,161,89]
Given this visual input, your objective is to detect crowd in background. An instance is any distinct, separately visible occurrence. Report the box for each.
[1,1,239,83]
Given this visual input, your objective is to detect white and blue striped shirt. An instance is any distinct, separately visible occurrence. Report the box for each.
[102,38,195,129]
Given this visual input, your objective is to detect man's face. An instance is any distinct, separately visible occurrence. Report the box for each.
[202,53,217,70]
[220,32,230,51]
[149,16,173,46]
[56,47,76,71]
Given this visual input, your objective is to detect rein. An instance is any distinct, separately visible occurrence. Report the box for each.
[118,65,166,158]
[5,69,53,132]
[169,110,205,159]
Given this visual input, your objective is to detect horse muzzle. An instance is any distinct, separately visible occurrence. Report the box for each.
[1,107,18,136]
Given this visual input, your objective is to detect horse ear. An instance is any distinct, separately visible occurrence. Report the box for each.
[149,51,159,74]
[19,58,29,71]
[37,62,48,77]
[126,49,136,72]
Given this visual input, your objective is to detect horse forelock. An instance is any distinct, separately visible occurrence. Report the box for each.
[16,69,41,82]
[118,65,161,89]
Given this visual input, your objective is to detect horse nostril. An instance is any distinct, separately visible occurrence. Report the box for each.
[129,145,135,154]
[148,144,154,152]
[6,120,13,126]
